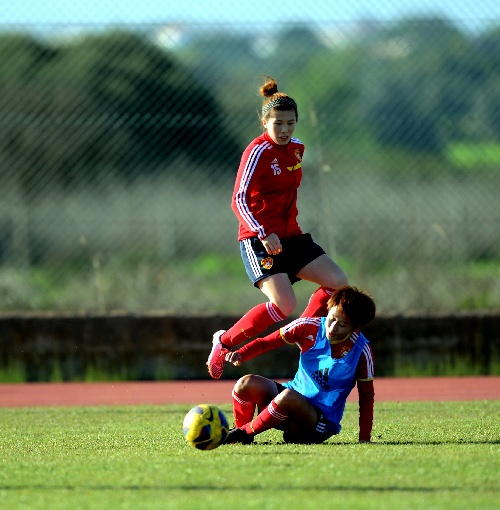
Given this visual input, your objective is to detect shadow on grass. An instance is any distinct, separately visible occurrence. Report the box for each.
[1,484,496,492]
[253,439,500,446]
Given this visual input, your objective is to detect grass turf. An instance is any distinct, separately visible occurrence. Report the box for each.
[0,401,498,509]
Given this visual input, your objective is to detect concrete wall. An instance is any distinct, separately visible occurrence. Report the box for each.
[0,312,499,381]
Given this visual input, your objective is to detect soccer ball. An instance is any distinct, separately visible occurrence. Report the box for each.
[183,404,230,450]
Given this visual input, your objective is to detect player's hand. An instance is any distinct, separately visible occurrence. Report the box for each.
[262,233,282,256]
[225,351,243,367]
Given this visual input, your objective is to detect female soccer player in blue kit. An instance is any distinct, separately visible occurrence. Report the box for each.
[223,286,376,444]
[207,76,348,379]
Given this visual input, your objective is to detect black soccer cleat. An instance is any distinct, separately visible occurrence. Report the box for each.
[224,427,254,445]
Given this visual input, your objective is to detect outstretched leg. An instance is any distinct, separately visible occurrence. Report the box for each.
[207,274,295,379]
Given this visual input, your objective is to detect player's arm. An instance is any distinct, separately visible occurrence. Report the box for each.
[231,147,271,240]
[356,343,375,443]
[225,317,319,366]
[225,329,286,366]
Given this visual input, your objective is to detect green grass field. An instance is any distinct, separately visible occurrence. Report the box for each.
[0,401,498,510]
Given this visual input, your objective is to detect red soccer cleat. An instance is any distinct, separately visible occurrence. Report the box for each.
[206,330,230,379]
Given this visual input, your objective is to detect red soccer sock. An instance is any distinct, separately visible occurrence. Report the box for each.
[299,286,334,318]
[232,389,256,428]
[241,399,288,435]
[221,302,287,348]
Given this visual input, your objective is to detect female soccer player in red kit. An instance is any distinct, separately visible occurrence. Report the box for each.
[224,286,376,445]
[207,77,348,379]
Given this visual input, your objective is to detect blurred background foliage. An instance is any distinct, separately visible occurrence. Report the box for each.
[0,12,499,314]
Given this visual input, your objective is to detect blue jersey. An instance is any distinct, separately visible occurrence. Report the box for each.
[282,317,369,431]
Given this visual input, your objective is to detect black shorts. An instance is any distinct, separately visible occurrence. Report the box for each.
[240,233,326,288]
[274,382,340,444]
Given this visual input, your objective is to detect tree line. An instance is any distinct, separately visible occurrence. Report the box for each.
[1,16,499,193]
[177,17,500,154]
[0,31,241,196]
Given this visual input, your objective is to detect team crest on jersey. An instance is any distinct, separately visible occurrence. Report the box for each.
[340,345,351,357]
[261,257,273,270]
[287,150,302,171]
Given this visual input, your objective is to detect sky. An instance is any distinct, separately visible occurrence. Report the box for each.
[3,0,500,31]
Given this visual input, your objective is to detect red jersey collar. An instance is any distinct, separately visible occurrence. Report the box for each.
[263,131,291,152]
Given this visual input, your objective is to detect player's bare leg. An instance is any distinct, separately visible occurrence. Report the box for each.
[297,254,347,289]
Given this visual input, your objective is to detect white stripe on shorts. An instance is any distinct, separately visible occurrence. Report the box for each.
[242,238,263,280]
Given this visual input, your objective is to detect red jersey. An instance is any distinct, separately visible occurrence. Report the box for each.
[231,131,305,241]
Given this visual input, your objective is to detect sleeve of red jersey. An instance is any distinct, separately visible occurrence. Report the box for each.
[357,380,374,442]
[238,317,319,363]
[231,146,270,240]
[237,329,286,363]
[356,343,375,442]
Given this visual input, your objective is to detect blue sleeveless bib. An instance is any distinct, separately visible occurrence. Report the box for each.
[283,317,368,429]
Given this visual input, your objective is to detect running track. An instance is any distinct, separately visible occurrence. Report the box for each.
[0,377,499,407]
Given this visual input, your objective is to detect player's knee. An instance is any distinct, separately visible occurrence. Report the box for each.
[233,374,255,395]
[273,295,296,317]
[316,256,348,288]
[275,388,302,407]
[325,267,348,289]
[334,271,348,288]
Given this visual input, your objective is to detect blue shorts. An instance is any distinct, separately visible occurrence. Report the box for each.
[274,382,340,444]
[240,233,326,288]
[282,411,340,444]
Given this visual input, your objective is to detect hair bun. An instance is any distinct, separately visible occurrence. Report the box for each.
[260,76,279,97]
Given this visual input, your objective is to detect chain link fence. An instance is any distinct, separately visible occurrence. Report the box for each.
[0,5,499,314]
